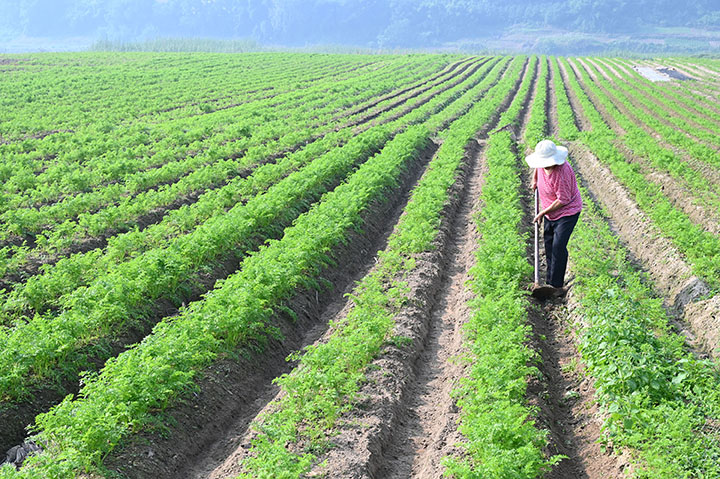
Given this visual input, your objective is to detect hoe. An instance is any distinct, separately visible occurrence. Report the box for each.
[532,189,557,301]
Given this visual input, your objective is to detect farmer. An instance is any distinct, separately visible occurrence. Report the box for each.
[526,139,583,294]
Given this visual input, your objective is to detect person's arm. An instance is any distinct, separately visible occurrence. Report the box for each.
[534,165,572,222]
[531,168,538,190]
[534,199,564,223]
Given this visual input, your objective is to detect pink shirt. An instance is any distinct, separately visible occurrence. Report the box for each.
[537,161,582,221]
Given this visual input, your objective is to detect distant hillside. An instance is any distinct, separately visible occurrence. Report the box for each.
[1,0,719,52]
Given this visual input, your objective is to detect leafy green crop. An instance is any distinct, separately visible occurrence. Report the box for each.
[568,185,720,477]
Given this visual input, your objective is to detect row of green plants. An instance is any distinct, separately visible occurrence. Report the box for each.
[555,57,720,289]
[0,57,500,323]
[0,57,484,286]
[594,58,720,160]
[523,56,549,149]
[444,130,555,477]
[571,58,720,225]
[0,55,459,227]
[235,56,529,478]
[0,124,435,479]
[0,58,512,405]
[566,186,720,477]
[0,54,393,204]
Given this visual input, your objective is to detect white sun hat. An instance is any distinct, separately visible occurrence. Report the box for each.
[525,139,568,168]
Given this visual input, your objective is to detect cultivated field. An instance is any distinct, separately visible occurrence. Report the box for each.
[0,52,720,478]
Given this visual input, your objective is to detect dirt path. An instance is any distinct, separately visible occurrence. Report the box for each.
[527,297,628,479]
[519,55,541,150]
[547,57,560,138]
[374,138,485,479]
[518,82,629,478]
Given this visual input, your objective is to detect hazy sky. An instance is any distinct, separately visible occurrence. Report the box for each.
[1,0,719,53]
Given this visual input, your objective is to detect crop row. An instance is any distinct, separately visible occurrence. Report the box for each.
[0,58,482,285]
[236,56,530,478]
[0,124,434,478]
[550,58,580,140]
[0,54,366,185]
[444,129,555,478]
[566,186,720,477]
[0,57,503,326]
[555,57,720,289]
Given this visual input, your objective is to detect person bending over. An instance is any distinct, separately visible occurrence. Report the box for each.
[526,139,583,293]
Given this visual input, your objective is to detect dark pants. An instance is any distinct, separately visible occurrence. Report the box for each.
[543,212,580,288]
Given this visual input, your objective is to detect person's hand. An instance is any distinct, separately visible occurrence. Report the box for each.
[533,211,544,223]
[531,181,537,190]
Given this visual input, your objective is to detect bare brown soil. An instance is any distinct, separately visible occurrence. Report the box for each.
[102,139,442,479]
[367,139,483,479]
[520,56,542,149]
